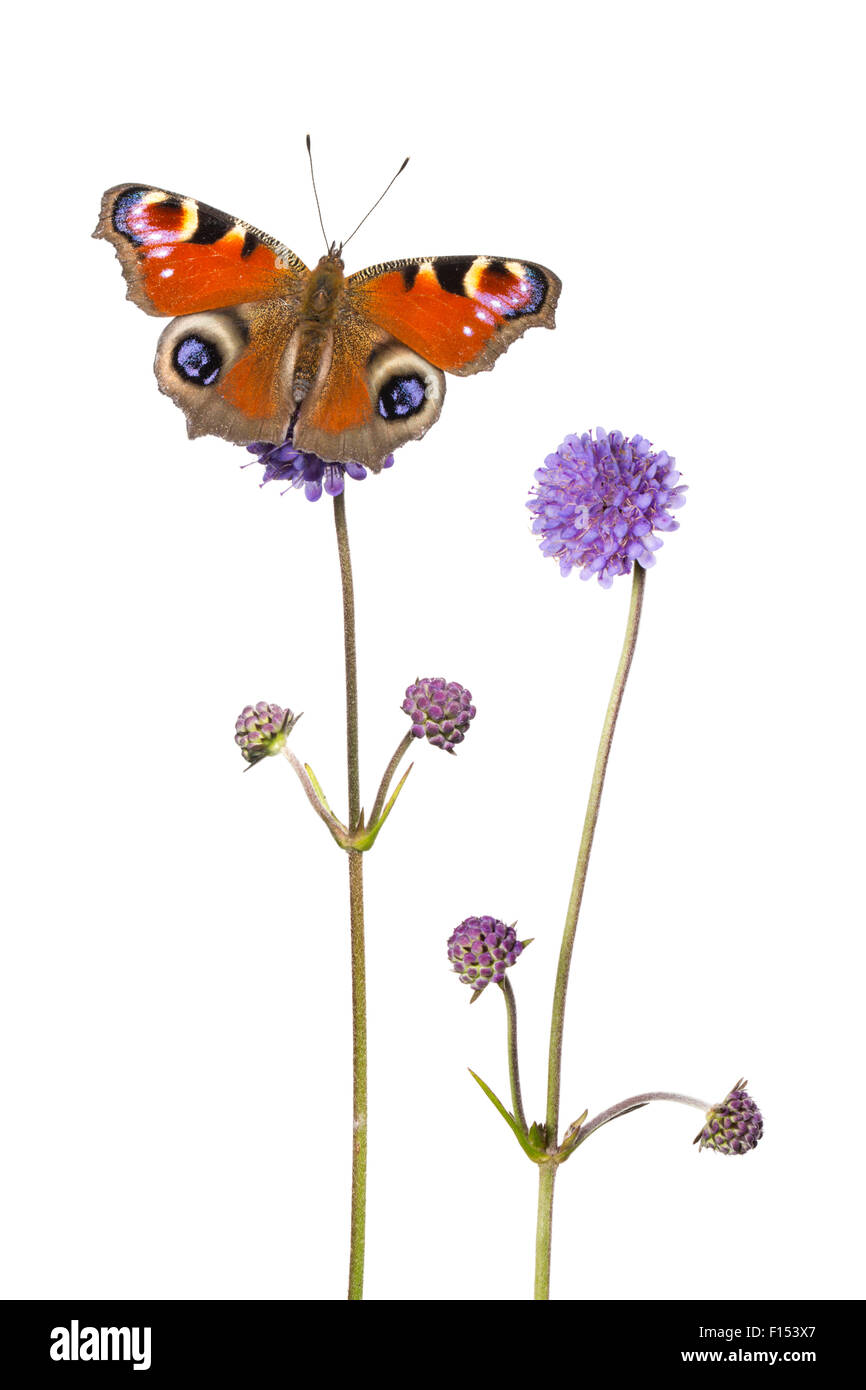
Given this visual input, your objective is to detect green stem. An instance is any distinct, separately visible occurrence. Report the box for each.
[347,848,367,1299]
[334,492,367,1302]
[545,563,646,1136]
[369,731,414,828]
[535,562,646,1300]
[499,976,527,1134]
[534,1165,556,1300]
[334,491,361,832]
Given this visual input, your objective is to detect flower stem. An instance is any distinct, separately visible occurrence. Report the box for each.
[334,491,361,833]
[536,561,646,1299]
[499,976,527,1134]
[534,1165,556,1300]
[369,731,414,828]
[333,491,367,1301]
[575,1091,710,1147]
[281,746,348,843]
[347,847,367,1299]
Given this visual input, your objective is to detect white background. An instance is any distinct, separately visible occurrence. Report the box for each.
[2,0,863,1302]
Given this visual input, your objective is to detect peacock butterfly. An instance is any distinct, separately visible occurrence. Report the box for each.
[94,183,561,471]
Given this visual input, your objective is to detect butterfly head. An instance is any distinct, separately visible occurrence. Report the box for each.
[320,241,345,269]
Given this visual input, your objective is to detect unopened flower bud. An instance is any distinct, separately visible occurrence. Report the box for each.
[234,703,299,767]
[695,1079,763,1155]
[402,678,475,754]
[447,916,523,995]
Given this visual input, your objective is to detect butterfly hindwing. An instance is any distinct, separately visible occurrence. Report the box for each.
[154,301,299,445]
[294,324,446,470]
[347,256,561,376]
[94,184,309,316]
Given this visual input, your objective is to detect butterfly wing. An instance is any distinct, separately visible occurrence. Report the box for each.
[293,313,446,470]
[292,254,560,468]
[347,256,561,376]
[94,184,309,314]
[96,192,561,460]
[153,299,302,444]
[95,184,309,442]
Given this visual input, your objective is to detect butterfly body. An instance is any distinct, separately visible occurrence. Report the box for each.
[95,184,561,470]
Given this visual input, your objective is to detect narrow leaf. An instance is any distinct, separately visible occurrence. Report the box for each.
[352,764,414,849]
[304,762,334,815]
[468,1069,538,1161]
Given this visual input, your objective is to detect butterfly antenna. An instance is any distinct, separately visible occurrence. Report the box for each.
[306,134,331,254]
[340,156,410,254]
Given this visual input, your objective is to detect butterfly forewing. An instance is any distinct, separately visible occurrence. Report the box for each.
[348,255,561,375]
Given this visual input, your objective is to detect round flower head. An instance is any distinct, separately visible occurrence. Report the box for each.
[447,916,524,995]
[695,1080,763,1155]
[527,427,687,587]
[234,703,299,767]
[244,427,394,503]
[402,678,476,754]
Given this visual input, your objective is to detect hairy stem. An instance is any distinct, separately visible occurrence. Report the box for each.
[369,731,414,827]
[535,563,646,1300]
[499,976,527,1134]
[281,746,348,841]
[334,491,361,833]
[534,1165,556,1300]
[576,1090,710,1147]
[334,492,367,1301]
[347,848,367,1299]
[545,563,646,1138]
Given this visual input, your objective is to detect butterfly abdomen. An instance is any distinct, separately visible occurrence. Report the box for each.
[292,323,331,402]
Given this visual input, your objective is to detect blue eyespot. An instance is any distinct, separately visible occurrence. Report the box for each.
[173,335,222,386]
[377,373,426,420]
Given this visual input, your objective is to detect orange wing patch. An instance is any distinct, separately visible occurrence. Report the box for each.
[218,305,297,423]
[353,264,498,371]
[299,331,377,436]
[94,184,308,317]
[349,255,560,376]
[138,234,295,316]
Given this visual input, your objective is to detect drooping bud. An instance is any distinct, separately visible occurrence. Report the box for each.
[447,916,523,995]
[234,703,299,767]
[402,677,475,754]
[694,1079,763,1155]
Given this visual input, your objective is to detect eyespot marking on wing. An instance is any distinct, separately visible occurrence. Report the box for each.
[173,335,223,387]
[377,373,427,419]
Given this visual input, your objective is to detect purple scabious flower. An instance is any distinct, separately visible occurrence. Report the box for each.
[402,678,476,754]
[527,427,687,587]
[244,429,394,503]
[234,702,299,767]
[695,1080,763,1155]
[447,916,524,994]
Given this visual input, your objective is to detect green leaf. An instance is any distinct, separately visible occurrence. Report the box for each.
[352,762,414,850]
[467,1069,541,1162]
[305,763,334,815]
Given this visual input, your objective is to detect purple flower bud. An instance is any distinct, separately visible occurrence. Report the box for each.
[234,703,299,767]
[527,427,687,587]
[695,1080,763,1155]
[447,917,523,994]
[402,678,476,754]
